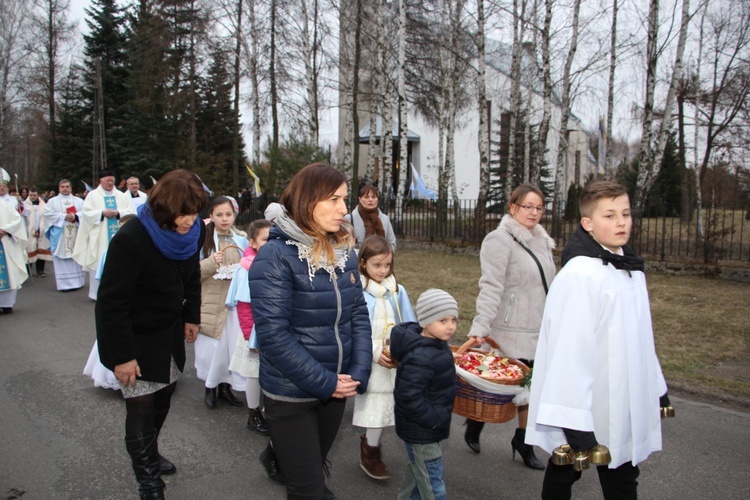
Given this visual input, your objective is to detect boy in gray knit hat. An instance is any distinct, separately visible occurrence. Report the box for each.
[390,288,458,499]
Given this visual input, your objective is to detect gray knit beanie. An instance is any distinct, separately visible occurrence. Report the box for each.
[416,288,459,327]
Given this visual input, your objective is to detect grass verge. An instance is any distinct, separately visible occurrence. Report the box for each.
[395,248,750,406]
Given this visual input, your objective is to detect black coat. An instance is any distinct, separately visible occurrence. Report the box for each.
[391,322,457,444]
[96,218,204,383]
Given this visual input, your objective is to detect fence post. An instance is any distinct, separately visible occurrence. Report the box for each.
[660,201,667,261]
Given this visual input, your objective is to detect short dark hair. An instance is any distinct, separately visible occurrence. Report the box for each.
[579,180,629,218]
[248,219,272,241]
[358,184,378,199]
[148,170,208,229]
[58,179,71,188]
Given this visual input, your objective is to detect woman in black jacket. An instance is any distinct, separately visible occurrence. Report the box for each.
[96,170,208,500]
[249,163,372,499]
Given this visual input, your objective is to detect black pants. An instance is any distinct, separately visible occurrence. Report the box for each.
[264,396,347,500]
[542,458,640,500]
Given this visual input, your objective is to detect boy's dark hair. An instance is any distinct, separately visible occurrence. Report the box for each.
[248,219,272,241]
[579,181,629,218]
[358,235,397,288]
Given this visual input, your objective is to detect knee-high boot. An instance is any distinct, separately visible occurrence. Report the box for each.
[153,409,177,475]
[464,419,485,453]
[125,429,166,499]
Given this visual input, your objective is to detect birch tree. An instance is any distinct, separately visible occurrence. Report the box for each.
[603,0,619,175]
[634,0,691,229]
[395,0,408,229]
[552,0,582,228]
[533,0,553,187]
[474,0,490,233]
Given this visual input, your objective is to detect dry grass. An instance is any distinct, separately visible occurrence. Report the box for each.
[394,247,750,399]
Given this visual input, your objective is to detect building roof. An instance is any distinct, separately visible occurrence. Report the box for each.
[358,116,421,143]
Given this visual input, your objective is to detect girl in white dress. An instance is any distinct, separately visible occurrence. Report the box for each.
[228,219,272,433]
[352,235,416,480]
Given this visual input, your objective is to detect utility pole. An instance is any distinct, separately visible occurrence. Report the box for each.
[92,58,107,185]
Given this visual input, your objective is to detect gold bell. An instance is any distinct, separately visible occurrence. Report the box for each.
[588,444,612,466]
[660,406,675,418]
[573,451,590,472]
[551,444,574,466]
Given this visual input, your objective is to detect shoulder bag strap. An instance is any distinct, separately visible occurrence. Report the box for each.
[511,235,549,295]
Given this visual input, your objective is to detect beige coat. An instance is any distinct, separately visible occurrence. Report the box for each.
[198,230,247,339]
[469,214,555,360]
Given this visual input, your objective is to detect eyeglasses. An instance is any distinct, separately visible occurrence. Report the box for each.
[514,203,545,214]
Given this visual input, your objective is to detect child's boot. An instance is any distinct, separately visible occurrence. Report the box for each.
[359,435,389,480]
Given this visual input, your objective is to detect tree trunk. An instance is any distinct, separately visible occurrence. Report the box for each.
[351,0,362,184]
[395,0,408,233]
[553,0,581,237]
[231,0,242,191]
[247,0,261,168]
[634,0,689,233]
[604,0,618,176]
[534,0,552,187]
[474,0,489,237]
[270,0,279,150]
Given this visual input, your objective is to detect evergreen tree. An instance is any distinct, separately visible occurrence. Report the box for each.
[195,46,246,195]
[52,66,92,189]
[118,0,173,177]
[80,0,129,177]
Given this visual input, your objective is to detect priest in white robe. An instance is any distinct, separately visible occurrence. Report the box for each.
[24,188,53,277]
[72,171,134,299]
[0,180,29,314]
[44,179,86,291]
[126,176,148,211]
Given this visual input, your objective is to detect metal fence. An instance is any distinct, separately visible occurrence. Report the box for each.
[237,197,750,263]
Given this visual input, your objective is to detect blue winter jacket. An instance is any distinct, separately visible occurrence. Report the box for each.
[248,225,373,401]
[391,322,457,444]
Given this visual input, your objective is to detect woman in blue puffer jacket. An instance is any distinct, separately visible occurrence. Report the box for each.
[248,163,372,499]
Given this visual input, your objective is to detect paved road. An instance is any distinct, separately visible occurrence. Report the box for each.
[1,273,749,499]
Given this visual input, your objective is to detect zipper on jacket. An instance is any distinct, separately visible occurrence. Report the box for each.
[504,292,516,323]
[332,273,343,373]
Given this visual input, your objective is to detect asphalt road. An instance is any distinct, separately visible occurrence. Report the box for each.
[1,272,749,499]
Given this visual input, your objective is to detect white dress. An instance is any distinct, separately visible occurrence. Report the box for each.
[82,340,119,390]
[227,265,260,378]
[352,276,402,428]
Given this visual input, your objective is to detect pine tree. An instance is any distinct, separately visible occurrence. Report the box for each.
[80,0,129,177]
[195,46,246,195]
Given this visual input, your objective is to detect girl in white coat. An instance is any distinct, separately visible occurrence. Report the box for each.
[352,235,416,480]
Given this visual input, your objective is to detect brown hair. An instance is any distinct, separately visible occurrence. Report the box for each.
[148,169,208,230]
[358,235,397,287]
[579,180,629,218]
[358,184,378,199]
[507,183,545,213]
[58,179,71,188]
[201,196,235,257]
[279,162,350,263]
[248,219,272,241]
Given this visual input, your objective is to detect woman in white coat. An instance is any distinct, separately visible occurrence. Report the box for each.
[466,183,555,470]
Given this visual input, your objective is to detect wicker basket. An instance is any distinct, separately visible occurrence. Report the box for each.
[450,337,529,423]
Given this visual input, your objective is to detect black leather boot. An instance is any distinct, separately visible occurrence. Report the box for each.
[247,407,269,435]
[259,443,286,484]
[153,409,176,475]
[218,383,242,406]
[464,419,484,454]
[125,429,165,499]
[204,387,217,408]
[511,427,546,470]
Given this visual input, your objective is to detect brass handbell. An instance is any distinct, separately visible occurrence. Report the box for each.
[573,451,591,471]
[588,444,612,466]
[551,444,574,466]
[660,406,675,418]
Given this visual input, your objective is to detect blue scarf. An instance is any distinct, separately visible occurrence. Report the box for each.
[137,203,201,260]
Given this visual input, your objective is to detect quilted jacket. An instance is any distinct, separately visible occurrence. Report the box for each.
[248,225,372,401]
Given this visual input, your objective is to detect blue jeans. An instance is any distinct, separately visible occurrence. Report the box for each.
[398,441,447,500]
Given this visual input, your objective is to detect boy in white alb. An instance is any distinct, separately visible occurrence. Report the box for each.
[526,181,674,499]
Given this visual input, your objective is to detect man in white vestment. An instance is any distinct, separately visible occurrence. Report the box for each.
[72,170,134,299]
[44,179,86,291]
[24,188,53,277]
[126,176,148,211]
[0,178,29,314]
